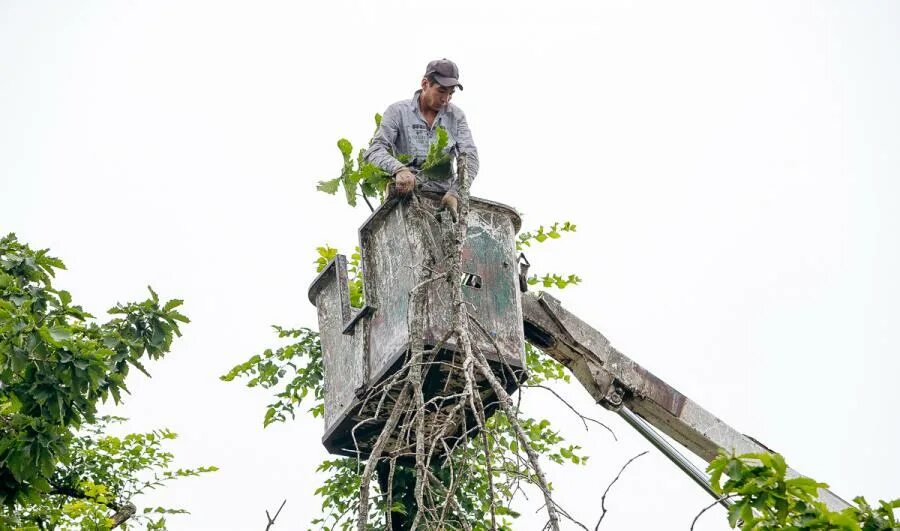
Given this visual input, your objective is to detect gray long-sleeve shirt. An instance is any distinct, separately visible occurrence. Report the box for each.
[363,90,479,195]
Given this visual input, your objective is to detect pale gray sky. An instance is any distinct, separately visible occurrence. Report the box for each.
[2,1,899,530]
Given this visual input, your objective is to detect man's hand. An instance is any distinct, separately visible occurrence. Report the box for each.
[394,168,416,195]
[441,191,459,222]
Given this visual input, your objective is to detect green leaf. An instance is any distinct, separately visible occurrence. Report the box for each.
[337,138,353,157]
[422,127,450,171]
[163,299,184,312]
[728,498,748,528]
[48,325,73,342]
[342,172,358,207]
[317,178,341,195]
[168,310,190,324]
[58,290,72,306]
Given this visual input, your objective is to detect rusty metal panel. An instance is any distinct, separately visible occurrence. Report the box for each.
[419,205,524,368]
[360,195,525,382]
[308,256,367,439]
[463,206,525,365]
[361,200,420,383]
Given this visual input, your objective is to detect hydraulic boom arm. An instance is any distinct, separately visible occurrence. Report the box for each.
[521,291,849,511]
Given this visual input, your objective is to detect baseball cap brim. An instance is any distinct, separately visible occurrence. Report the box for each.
[433,74,464,90]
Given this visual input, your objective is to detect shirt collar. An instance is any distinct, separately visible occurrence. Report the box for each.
[411,89,447,122]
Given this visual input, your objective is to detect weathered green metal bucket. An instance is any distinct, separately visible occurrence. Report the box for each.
[308,194,526,459]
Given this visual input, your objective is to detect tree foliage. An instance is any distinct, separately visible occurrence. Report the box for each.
[316,114,453,209]
[7,416,217,530]
[315,114,395,207]
[516,222,580,289]
[220,325,324,426]
[700,452,899,531]
[0,233,214,529]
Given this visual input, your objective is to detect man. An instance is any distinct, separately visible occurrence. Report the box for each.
[363,58,479,220]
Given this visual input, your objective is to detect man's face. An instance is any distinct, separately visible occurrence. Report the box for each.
[420,78,455,112]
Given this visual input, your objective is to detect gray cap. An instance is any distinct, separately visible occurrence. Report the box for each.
[424,58,464,90]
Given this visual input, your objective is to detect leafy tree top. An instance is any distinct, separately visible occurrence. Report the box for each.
[0,232,196,513]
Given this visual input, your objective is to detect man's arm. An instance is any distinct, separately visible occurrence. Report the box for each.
[450,110,479,195]
[363,105,406,176]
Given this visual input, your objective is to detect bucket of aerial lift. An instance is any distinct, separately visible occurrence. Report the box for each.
[308,193,527,459]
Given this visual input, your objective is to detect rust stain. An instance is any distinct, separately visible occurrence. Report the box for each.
[631,364,687,417]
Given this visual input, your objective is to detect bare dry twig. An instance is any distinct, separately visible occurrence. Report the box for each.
[690,494,735,531]
[594,452,648,529]
[522,384,617,441]
[264,499,287,531]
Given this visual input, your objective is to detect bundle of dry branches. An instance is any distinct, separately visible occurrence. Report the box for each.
[350,156,569,531]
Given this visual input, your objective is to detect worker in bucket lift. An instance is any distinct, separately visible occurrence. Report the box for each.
[363,58,479,221]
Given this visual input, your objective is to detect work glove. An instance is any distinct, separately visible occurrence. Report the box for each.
[441,191,459,222]
[394,168,416,195]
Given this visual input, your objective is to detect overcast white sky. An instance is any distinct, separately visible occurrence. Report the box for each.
[2,1,899,529]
